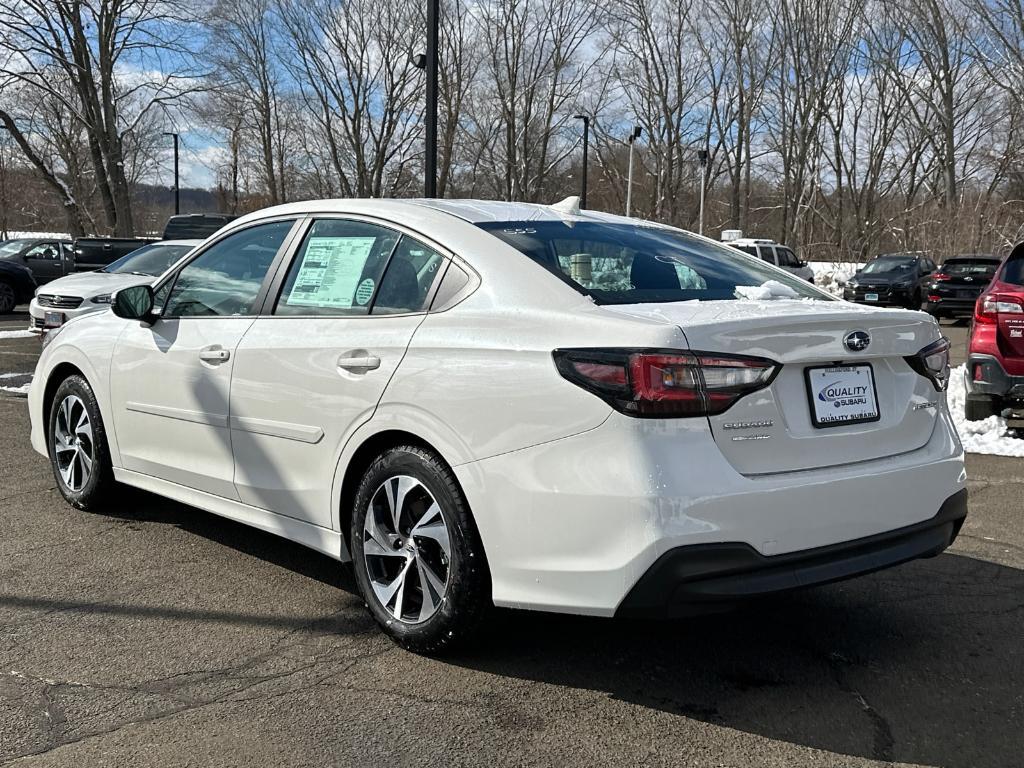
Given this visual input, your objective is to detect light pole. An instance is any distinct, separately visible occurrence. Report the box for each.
[625,125,642,217]
[162,132,179,215]
[697,148,708,236]
[573,114,589,209]
[413,0,440,198]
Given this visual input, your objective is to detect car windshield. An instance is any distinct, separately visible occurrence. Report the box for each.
[101,243,194,276]
[943,258,999,277]
[0,239,34,257]
[861,257,915,274]
[477,220,827,304]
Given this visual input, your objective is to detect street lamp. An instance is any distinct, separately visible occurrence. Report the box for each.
[697,148,709,236]
[162,132,179,215]
[625,125,642,217]
[412,0,440,198]
[573,115,589,209]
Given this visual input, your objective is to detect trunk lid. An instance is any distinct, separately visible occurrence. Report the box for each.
[604,299,943,475]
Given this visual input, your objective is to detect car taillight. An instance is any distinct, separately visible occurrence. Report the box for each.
[904,337,951,391]
[553,349,779,417]
[975,294,1024,324]
[933,273,951,281]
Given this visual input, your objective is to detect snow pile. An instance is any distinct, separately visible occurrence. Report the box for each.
[0,382,31,396]
[0,330,35,339]
[946,364,1024,457]
[4,230,70,240]
[735,280,801,300]
[809,261,864,298]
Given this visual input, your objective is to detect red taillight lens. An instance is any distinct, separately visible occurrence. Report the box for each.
[928,294,942,302]
[554,349,778,417]
[933,273,951,281]
[975,294,1024,324]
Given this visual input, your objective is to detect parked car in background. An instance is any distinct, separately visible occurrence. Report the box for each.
[844,252,937,309]
[162,213,237,240]
[0,238,75,286]
[0,257,38,314]
[30,198,965,653]
[72,237,156,272]
[964,245,1024,420]
[922,255,1001,320]
[727,238,815,282]
[28,240,200,332]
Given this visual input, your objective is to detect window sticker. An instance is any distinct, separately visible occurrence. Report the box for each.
[355,278,375,305]
[286,236,376,308]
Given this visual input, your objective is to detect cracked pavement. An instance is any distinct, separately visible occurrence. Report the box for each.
[1,313,1021,767]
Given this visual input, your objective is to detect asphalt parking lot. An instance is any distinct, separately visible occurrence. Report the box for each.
[0,311,1021,767]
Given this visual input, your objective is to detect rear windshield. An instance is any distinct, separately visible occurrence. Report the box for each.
[477,220,826,304]
[943,258,999,277]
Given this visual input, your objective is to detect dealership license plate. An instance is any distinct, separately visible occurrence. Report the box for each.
[806,365,879,428]
[865,293,879,301]
[44,311,64,328]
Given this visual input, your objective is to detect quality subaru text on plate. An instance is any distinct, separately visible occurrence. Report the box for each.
[28,198,966,653]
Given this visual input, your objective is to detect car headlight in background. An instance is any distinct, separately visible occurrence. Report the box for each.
[905,337,951,391]
[90,294,112,304]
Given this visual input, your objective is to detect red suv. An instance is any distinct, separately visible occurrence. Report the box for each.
[965,244,1024,420]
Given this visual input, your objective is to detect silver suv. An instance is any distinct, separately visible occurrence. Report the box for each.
[727,238,815,283]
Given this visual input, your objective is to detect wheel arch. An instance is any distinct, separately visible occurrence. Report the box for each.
[42,362,88,430]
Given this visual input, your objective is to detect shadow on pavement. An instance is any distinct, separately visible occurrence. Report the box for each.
[448,552,1022,768]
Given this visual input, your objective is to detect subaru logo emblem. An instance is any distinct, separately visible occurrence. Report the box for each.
[844,331,870,352]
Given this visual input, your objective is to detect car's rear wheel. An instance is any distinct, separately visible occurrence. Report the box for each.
[48,375,116,510]
[965,394,1001,422]
[350,445,489,654]
[0,280,16,314]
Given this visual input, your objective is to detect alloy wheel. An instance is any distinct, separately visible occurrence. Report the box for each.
[53,395,94,492]
[362,475,451,624]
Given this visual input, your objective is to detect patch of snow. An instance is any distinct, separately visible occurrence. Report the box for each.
[4,230,71,240]
[734,280,801,300]
[0,372,28,379]
[810,261,864,298]
[0,330,35,339]
[946,364,1024,457]
[0,382,30,395]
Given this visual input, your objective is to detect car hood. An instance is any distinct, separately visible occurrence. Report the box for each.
[35,271,155,298]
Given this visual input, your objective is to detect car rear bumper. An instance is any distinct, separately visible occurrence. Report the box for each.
[966,354,1024,400]
[922,297,976,316]
[615,489,966,617]
[456,408,966,616]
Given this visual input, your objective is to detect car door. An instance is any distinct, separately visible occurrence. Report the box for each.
[22,242,64,284]
[229,217,448,529]
[109,219,300,498]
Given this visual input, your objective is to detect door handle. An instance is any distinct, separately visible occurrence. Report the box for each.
[337,355,381,372]
[199,347,230,363]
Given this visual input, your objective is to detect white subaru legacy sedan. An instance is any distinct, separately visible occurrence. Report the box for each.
[29,199,966,652]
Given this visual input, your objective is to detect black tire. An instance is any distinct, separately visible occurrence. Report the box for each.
[965,394,1001,422]
[0,280,15,314]
[350,445,490,654]
[47,375,116,510]
[908,290,922,311]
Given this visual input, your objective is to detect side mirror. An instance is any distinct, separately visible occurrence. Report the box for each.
[112,284,155,321]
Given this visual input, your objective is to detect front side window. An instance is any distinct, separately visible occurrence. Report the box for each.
[275,219,400,316]
[25,242,59,260]
[776,247,800,267]
[478,221,826,304]
[163,220,292,317]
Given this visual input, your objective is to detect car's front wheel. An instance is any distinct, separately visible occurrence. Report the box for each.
[0,280,16,314]
[350,445,490,654]
[47,375,116,510]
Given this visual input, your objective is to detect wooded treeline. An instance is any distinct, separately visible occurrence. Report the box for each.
[2,0,1024,259]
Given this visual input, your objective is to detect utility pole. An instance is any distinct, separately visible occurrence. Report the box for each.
[163,132,180,215]
[625,125,642,217]
[573,115,589,209]
[697,148,708,236]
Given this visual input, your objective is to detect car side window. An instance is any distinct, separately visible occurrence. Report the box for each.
[25,243,58,260]
[275,219,400,316]
[163,220,292,318]
[776,247,799,267]
[758,246,775,264]
[372,236,446,315]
